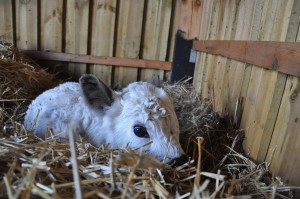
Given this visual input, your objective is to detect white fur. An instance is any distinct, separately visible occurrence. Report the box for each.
[24,80,184,163]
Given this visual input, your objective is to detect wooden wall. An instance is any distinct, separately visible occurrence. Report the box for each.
[0,0,180,87]
[193,0,300,185]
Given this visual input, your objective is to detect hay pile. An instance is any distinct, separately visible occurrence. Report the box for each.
[0,40,57,126]
[0,41,298,198]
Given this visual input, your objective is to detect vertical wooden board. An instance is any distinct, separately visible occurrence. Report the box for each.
[40,0,63,51]
[0,0,13,43]
[167,0,180,62]
[285,0,300,42]
[193,0,214,94]
[212,0,237,114]
[170,0,202,83]
[266,77,300,185]
[15,0,38,50]
[240,0,272,158]
[178,0,203,39]
[65,0,89,78]
[165,0,180,80]
[266,1,300,185]
[90,0,116,85]
[241,0,293,162]
[241,0,286,161]
[276,82,300,186]
[236,0,265,122]
[225,0,257,117]
[201,0,224,101]
[114,0,144,87]
[140,0,172,82]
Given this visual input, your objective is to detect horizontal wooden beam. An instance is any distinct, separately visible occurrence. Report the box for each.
[193,40,300,77]
[21,50,172,71]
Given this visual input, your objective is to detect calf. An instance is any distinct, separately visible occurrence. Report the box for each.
[24,75,185,163]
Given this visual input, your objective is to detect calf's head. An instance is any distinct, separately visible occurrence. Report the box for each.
[80,75,185,164]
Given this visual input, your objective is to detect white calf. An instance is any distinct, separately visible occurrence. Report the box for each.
[24,75,185,163]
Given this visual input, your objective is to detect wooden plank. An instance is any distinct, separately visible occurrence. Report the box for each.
[201,0,224,100]
[167,0,180,62]
[165,0,180,81]
[193,0,214,94]
[178,0,203,39]
[285,0,300,42]
[276,79,300,186]
[15,0,38,50]
[21,50,172,70]
[114,0,145,87]
[266,0,300,186]
[240,0,277,162]
[193,40,300,77]
[65,0,89,78]
[140,0,172,82]
[226,0,265,128]
[226,0,257,123]
[266,76,300,185]
[40,0,63,51]
[0,0,13,43]
[90,0,116,85]
[240,0,293,162]
[211,0,237,114]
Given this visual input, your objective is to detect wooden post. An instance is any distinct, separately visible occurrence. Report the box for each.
[177,0,203,40]
[170,0,203,83]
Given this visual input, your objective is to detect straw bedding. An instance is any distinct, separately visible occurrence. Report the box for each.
[0,41,298,198]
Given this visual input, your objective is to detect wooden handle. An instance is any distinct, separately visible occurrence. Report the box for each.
[193,40,300,77]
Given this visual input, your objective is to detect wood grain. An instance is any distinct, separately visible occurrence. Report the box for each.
[192,1,300,182]
[90,0,116,85]
[15,0,38,49]
[178,0,203,39]
[114,0,145,87]
[193,40,300,77]
[65,0,89,78]
[226,0,257,122]
[21,50,172,70]
[40,0,63,51]
[193,0,214,94]
[200,0,224,100]
[266,76,300,185]
[167,0,180,63]
[140,0,172,82]
[0,0,13,43]
[239,0,293,163]
[211,0,237,114]
[266,0,300,186]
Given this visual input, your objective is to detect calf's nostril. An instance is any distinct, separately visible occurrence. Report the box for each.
[170,154,189,167]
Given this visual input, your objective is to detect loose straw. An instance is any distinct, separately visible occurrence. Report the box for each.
[194,137,204,188]
[68,125,82,199]
[227,174,236,196]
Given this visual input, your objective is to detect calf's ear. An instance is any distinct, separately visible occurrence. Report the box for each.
[79,74,113,110]
[151,74,161,88]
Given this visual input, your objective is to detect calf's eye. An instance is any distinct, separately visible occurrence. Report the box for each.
[133,125,149,138]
